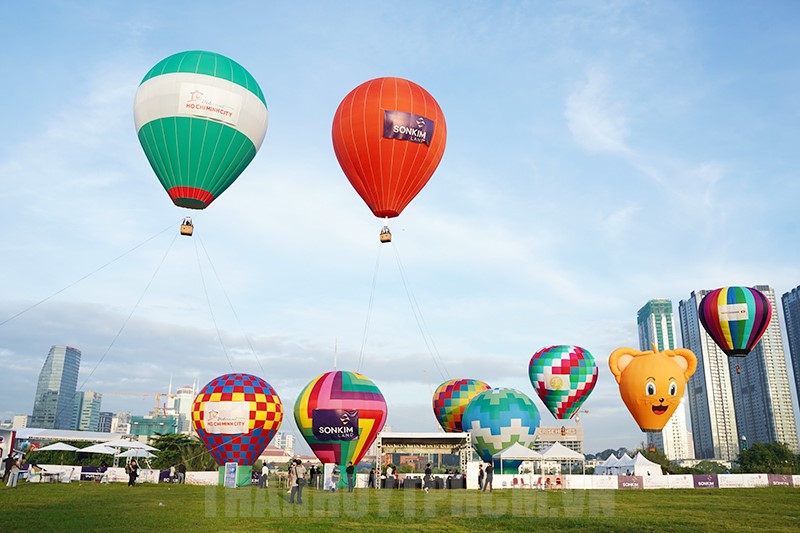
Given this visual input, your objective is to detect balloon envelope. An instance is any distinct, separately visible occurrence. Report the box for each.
[528,345,598,420]
[191,373,283,466]
[461,388,541,463]
[432,378,491,432]
[698,286,772,357]
[332,77,446,219]
[134,50,268,209]
[294,371,387,467]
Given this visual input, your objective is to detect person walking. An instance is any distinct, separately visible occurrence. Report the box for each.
[478,464,485,491]
[346,461,355,492]
[289,459,307,504]
[2,453,15,483]
[482,462,493,492]
[423,463,432,494]
[368,467,376,488]
[127,459,139,487]
[177,462,186,484]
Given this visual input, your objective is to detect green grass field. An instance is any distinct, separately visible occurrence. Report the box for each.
[2,483,798,532]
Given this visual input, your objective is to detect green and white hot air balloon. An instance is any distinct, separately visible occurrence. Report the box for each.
[134,50,268,210]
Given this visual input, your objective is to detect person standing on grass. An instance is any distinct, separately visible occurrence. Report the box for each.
[259,463,270,488]
[177,462,186,484]
[289,459,306,504]
[478,464,485,491]
[346,461,355,492]
[127,459,138,487]
[423,463,432,494]
[5,456,20,488]
[2,453,14,483]
[482,462,493,492]
[368,468,376,488]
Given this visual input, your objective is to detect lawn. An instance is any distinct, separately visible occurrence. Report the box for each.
[1,483,798,532]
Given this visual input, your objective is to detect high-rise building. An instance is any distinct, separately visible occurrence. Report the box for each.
[782,286,800,406]
[172,384,197,434]
[30,345,81,429]
[73,391,103,431]
[12,415,28,428]
[110,412,131,434]
[98,411,114,432]
[637,299,693,460]
[679,292,740,461]
[273,431,295,455]
[730,286,798,452]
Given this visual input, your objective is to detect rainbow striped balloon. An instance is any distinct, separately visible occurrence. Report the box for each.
[191,373,283,466]
[699,286,772,357]
[294,371,387,467]
[432,378,491,432]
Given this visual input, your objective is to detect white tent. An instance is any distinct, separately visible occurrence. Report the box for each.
[540,442,585,461]
[630,453,663,476]
[616,453,634,475]
[594,454,618,475]
[492,442,543,474]
[80,444,118,455]
[103,438,158,451]
[117,448,156,458]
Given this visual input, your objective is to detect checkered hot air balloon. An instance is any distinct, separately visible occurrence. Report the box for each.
[294,371,387,469]
[432,378,491,432]
[134,50,268,210]
[191,373,283,469]
[698,286,772,357]
[461,388,540,463]
[528,345,598,420]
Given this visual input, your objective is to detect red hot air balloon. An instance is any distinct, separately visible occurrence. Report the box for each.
[332,77,446,242]
[698,286,772,357]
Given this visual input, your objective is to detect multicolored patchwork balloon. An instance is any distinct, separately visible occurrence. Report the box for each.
[698,286,772,357]
[432,378,491,432]
[461,388,540,462]
[294,371,387,468]
[528,345,598,420]
[191,373,283,466]
[134,50,268,209]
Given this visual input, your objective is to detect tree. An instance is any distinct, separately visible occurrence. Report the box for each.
[149,433,216,471]
[736,442,800,474]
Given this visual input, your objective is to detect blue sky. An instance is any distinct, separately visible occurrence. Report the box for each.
[1,1,799,454]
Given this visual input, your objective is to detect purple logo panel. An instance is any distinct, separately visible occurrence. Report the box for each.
[312,409,359,441]
[383,110,434,145]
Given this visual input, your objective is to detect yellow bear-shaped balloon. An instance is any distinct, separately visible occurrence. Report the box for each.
[609,345,697,432]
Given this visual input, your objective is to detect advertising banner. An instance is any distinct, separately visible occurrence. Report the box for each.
[693,474,718,488]
[642,475,669,489]
[203,401,250,434]
[383,110,434,145]
[617,475,643,489]
[224,462,238,488]
[717,474,744,488]
[179,83,242,126]
[767,474,793,487]
[667,474,694,488]
[312,409,359,441]
[591,475,618,489]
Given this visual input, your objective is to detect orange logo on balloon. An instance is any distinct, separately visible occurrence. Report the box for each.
[609,345,697,432]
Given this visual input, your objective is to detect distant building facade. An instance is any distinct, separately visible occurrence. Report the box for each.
[110,412,131,434]
[637,299,693,460]
[30,345,81,429]
[97,411,114,433]
[782,286,800,409]
[73,391,102,431]
[679,291,740,461]
[12,415,28,428]
[130,414,178,437]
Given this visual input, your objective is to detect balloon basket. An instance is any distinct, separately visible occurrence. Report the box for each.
[218,464,253,487]
[379,226,392,243]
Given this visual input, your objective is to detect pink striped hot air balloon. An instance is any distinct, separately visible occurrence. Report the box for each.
[698,286,772,357]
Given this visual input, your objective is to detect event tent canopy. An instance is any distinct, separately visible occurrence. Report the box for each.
[540,442,585,461]
[80,444,118,455]
[492,442,543,461]
[117,449,156,458]
[36,442,79,452]
[629,453,663,476]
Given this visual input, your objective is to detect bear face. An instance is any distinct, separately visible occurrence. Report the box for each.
[609,346,697,432]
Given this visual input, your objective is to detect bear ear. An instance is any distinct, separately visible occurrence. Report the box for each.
[671,348,698,380]
[609,348,639,384]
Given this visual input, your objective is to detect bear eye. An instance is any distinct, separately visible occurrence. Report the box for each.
[645,382,656,396]
[669,382,677,396]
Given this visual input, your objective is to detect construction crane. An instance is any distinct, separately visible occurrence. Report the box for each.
[104,391,178,416]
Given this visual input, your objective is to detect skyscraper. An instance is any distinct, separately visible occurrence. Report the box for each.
[782,286,800,406]
[730,286,798,452]
[30,345,81,429]
[679,292,740,461]
[637,299,693,460]
[97,411,114,432]
[73,391,102,431]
